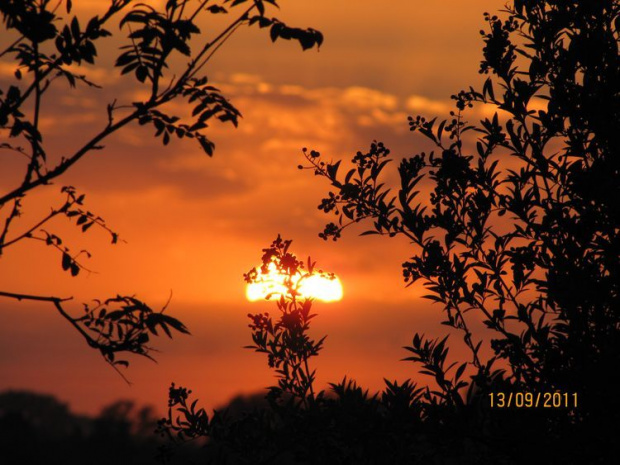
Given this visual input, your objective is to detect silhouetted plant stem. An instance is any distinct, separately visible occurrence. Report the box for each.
[0,198,21,255]
[182,4,256,83]
[0,290,72,303]
[0,290,97,349]
[1,203,65,251]
[0,110,135,207]
[303,356,315,401]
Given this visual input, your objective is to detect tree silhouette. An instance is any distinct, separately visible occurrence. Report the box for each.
[159,1,618,463]
[0,0,322,373]
[0,390,183,465]
[300,0,619,461]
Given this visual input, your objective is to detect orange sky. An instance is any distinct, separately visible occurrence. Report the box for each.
[0,0,504,415]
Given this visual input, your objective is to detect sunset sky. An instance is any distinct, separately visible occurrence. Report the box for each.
[0,0,503,415]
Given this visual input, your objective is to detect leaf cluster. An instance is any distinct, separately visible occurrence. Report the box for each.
[75,295,190,369]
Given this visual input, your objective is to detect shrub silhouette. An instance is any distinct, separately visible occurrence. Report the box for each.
[0,0,322,372]
[161,1,618,463]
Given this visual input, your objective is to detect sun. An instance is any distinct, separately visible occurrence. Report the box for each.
[245,261,343,302]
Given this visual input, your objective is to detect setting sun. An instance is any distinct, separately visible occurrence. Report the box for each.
[246,262,343,302]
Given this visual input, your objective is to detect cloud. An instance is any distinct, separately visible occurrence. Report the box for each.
[405,95,452,115]
[340,86,399,110]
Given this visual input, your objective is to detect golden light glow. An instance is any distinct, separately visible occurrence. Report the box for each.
[246,262,343,302]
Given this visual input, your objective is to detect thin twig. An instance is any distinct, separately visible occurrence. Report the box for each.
[0,290,72,303]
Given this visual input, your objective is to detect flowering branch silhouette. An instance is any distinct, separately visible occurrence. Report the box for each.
[244,235,329,407]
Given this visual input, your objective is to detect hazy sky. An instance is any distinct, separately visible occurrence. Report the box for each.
[0,0,503,414]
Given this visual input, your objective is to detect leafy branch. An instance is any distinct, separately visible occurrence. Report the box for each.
[1,0,323,370]
[0,290,188,380]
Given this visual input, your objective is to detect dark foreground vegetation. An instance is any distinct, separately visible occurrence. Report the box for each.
[158,1,620,464]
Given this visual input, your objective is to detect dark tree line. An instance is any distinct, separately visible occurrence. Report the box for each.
[0,390,168,465]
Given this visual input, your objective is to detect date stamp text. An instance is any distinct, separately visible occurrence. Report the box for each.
[489,392,578,408]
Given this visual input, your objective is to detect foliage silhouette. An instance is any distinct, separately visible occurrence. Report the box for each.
[157,236,329,461]
[243,235,328,407]
[299,0,619,461]
[157,238,504,464]
[0,0,322,372]
[159,1,618,463]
